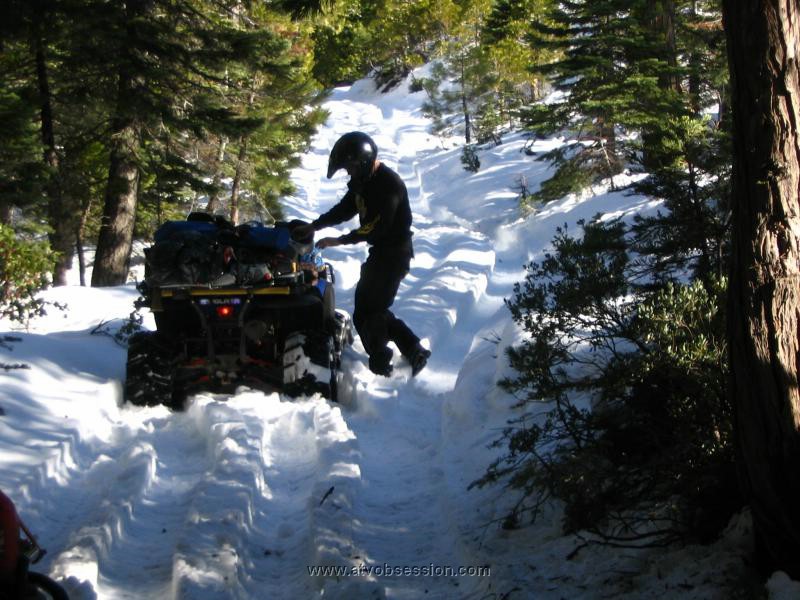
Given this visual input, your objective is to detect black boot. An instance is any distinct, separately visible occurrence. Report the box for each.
[369,348,393,377]
[410,346,431,377]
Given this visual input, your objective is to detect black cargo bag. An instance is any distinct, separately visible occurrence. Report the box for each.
[146,221,225,285]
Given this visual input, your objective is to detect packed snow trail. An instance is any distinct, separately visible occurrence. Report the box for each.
[280,78,508,599]
[1,72,760,600]
[0,75,509,600]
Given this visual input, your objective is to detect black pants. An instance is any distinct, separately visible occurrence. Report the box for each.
[353,251,419,368]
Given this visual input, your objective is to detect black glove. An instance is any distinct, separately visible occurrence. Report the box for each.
[291,223,315,242]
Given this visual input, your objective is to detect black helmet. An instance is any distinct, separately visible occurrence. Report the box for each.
[327,132,378,181]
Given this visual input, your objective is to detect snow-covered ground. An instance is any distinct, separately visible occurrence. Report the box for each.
[2,70,796,599]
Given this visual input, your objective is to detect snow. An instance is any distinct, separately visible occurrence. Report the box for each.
[0,69,783,599]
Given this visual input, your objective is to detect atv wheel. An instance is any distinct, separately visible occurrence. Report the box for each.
[283,330,337,400]
[124,332,186,409]
[27,571,69,600]
[333,309,354,354]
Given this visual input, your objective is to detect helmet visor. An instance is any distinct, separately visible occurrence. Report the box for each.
[326,161,339,179]
[327,156,361,179]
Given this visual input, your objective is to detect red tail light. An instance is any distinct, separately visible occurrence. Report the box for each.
[216,305,234,318]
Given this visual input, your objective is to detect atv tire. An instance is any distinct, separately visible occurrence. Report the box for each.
[333,309,354,355]
[124,332,186,410]
[282,330,337,400]
[26,571,70,600]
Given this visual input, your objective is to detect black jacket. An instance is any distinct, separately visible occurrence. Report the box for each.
[312,163,413,257]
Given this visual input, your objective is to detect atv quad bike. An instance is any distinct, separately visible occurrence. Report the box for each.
[125,214,353,409]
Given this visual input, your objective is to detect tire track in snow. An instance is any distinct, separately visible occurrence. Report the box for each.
[302,80,500,600]
[169,392,363,600]
[32,391,364,600]
[43,410,215,599]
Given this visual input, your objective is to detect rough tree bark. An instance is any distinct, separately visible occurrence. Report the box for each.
[91,0,144,287]
[229,138,248,226]
[723,0,800,577]
[91,93,141,287]
[205,137,227,214]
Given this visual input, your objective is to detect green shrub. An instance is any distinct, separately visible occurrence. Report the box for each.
[532,150,597,203]
[475,100,504,145]
[0,224,56,323]
[461,144,481,173]
[472,218,737,545]
[408,77,425,93]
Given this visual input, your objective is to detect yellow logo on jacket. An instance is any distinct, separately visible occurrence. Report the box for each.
[354,193,379,235]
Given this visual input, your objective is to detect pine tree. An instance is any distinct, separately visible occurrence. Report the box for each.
[90,0,146,287]
[203,4,326,225]
[683,1,727,117]
[310,0,377,86]
[420,0,497,145]
[624,1,730,291]
[482,0,556,110]
[3,0,124,284]
[0,3,50,225]
[89,0,311,285]
[0,56,46,225]
[629,115,730,289]
[370,0,458,90]
[524,0,687,201]
[27,0,83,285]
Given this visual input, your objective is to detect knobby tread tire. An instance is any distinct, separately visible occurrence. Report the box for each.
[282,330,337,400]
[27,571,70,600]
[124,332,185,410]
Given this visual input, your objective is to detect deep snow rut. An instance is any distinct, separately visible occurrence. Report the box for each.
[3,75,506,600]
[302,83,501,600]
[30,393,363,600]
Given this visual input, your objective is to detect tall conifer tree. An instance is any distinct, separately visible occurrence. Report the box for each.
[90,0,310,285]
[525,0,687,199]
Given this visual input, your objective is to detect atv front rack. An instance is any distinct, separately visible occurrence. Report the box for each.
[146,279,306,311]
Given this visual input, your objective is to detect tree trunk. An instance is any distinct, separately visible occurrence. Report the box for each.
[463,92,472,145]
[76,197,92,287]
[228,83,257,225]
[723,0,800,578]
[91,1,144,287]
[75,234,85,287]
[717,81,729,128]
[92,105,140,285]
[460,57,471,145]
[229,138,248,226]
[205,137,227,214]
[687,3,702,113]
[662,0,681,93]
[0,203,12,226]
[31,12,76,286]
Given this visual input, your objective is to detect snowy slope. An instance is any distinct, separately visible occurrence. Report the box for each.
[0,70,784,599]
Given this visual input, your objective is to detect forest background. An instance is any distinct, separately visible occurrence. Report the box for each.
[5,0,799,584]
